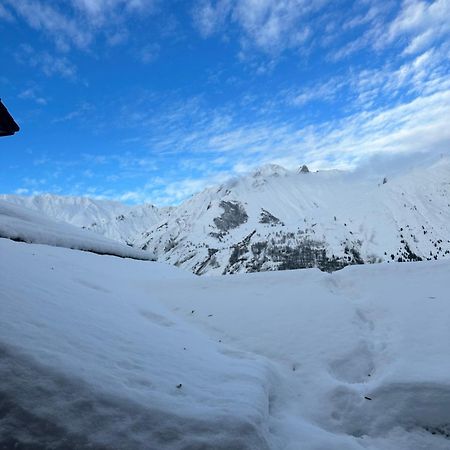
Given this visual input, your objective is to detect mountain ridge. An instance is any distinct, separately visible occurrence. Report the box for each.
[2,157,450,275]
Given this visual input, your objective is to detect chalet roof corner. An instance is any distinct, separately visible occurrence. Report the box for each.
[0,99,20,137]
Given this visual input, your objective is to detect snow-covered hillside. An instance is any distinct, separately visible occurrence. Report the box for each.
[2,236,450,449]
[138,158,450,275]
[3,157,450,275]
[0,193,164,245]
[0,199,153,260]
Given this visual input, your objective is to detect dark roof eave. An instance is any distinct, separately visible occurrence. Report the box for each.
[0,99,20,137]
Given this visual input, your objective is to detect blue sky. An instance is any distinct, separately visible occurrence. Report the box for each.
[0,0,449,205]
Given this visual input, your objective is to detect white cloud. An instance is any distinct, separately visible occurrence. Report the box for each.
[295,43,449,111]
[303,89,450,167]
[387,0,450,54]
[287,77,346,107]
[4,0,92,49]
[107,80,450,205]
[139,74,450,185]
[71,0,157,25]
[342,4,383,30]
[194,0,450,62]
[352,47,448,106]
[243,0,316,48]
[193,0,320,54]
[110,177,213,205]
[118,190,145,203]
[14,188,30,195]
[193,0,232,37]
[3,0,158,51]
[19,72,449,206]
[329,1,450,62]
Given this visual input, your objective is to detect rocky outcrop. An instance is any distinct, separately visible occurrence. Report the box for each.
[213,201,248,232]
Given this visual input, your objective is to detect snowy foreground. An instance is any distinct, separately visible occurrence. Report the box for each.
[1,237,450,449]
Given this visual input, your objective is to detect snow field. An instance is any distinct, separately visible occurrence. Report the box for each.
[154,261,450,449]
[0,238,276,449]
[0,199,154,260]
[1,235,450,449]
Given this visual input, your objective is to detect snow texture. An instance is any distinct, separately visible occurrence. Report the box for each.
[0,193,165,245]
[0,199,154,260]
[1,234,450,449]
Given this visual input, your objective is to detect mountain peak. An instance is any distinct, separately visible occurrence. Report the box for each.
[299,165,310,174]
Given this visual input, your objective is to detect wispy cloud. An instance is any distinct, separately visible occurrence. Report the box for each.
[52,102,94,123]
[135,43,160,64]
[85,70,449,205]
[193,0,446,63]
[85,80,450,205]
[193,0,232,38]
[18,86,48,105]
[16,45,77,79]
[193,0,319,55]
[286,77,347,107]
[331,0,450,61]
[2,0,162,80]
[4,0,158,50]
[387,0,450,55]
[4,0,92,50]
[0,3,14,21]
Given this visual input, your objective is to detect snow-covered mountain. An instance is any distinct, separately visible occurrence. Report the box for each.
[0,193,165,245]
[0,199,154,260]
[137,158,450,275]
[2,177,450,449]
[3,157,450,275]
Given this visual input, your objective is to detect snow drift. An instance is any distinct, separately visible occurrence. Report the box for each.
[0,193,164,245]
[1,234,450,449]
[0,199,154,260]
[0,238,273,449]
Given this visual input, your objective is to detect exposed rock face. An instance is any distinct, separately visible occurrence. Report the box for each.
[222,231,360,275]
[299,165,310,174]
[213,201,248,232]
[194,248,220,275]
[259,209,283,226]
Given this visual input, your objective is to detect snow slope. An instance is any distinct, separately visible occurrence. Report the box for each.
[0,239,273,449]
[137,158,450,274]
[0,193,164,245]
[156,260,450,449]
[3,157,450,275]
[1,235,450,449]
[0,199,154,260]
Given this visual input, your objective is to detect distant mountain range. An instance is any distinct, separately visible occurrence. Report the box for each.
[3,157,450,275]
